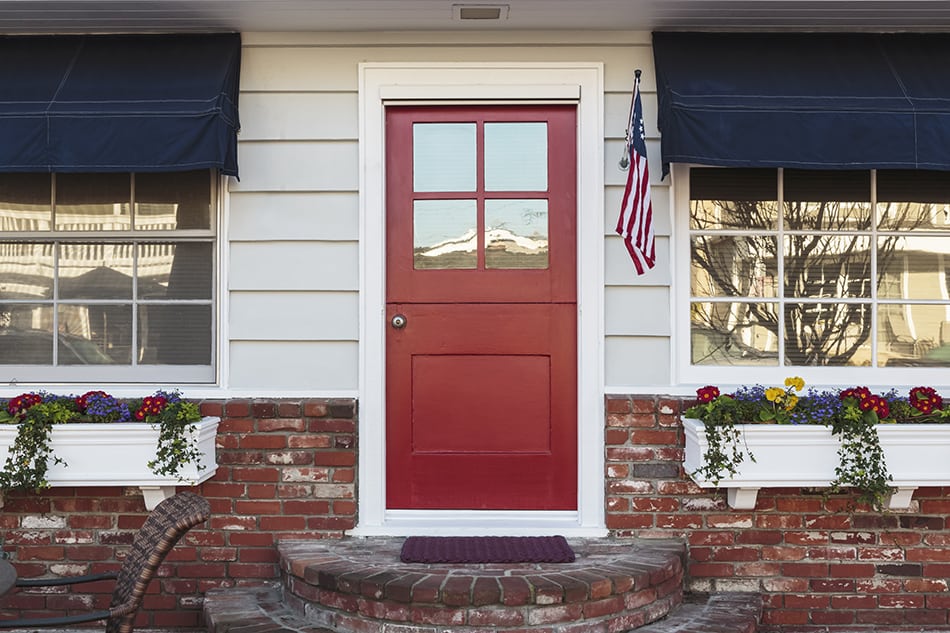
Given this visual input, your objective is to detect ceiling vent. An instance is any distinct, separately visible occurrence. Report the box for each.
[453,4,510,21]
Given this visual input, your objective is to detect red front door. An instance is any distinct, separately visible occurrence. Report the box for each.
[385,105,577,510]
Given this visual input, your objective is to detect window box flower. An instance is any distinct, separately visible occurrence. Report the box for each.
[0,391,218,509]
[683,380,950,510]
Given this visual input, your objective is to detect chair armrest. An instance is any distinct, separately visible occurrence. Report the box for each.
[15,572,118,587]
[0,609,112,628]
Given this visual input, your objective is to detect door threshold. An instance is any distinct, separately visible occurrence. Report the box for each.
[348,510,609,537]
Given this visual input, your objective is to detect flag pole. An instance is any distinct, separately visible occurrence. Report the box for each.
[619,69,642,171]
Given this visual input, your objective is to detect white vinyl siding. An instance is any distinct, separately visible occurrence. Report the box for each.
[227,32,669,394]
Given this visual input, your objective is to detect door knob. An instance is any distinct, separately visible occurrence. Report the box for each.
[391,314,407,329]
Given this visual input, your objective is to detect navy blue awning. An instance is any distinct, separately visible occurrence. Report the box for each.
[652,32,950,177]
[0,33,240,176]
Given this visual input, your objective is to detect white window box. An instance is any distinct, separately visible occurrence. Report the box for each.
[682,417,950,510]
[0,416,219,509]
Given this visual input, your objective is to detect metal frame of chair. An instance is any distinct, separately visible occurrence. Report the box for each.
[0,491,210,633]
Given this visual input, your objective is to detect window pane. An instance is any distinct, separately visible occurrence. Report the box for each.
[878,236,950,300]
[691,301,779,365]
[413,199,477,269]
[784,302,871,366]
[135,171,211,231]
[484,123,547,192]
[139,304,212,365]
[58,304,132,365]
[0,173,51,231]
[485,199,548,269]
[878,170,950,231]
[59,243,133,300]
[0,243,53,299]
[784,169,871,230]
[784,235,871,298]
[689,168,777,230]
[55,173,131,231]
[413,123,476,192]
[691,235,777,298]
[137,242,213,300]
[878,303,949,367]
[0,305,54,363]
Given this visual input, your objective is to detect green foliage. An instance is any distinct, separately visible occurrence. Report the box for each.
[686,380,947,512]
[684,396,753,484]
[146,401,204,479]
[0,402,73,491]
[0,391,204,493]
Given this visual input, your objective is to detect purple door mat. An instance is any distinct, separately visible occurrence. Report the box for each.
[399,535,575,563]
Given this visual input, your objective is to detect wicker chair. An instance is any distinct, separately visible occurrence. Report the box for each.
[0,491,210,633]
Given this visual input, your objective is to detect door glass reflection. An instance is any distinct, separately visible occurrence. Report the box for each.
[413,199,477,269]
[413,123,476,192]
[484,123,547,192]
[485,199,548,269]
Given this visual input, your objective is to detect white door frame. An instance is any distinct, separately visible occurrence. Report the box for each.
[352,62,606,536]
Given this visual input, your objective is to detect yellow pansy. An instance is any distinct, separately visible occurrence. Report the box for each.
[785,376,805,391]
[765,387,785,402]
[785,395,799,411]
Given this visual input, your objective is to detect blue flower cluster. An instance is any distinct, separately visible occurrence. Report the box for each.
[82,392,131,423]
[787,388,840,425]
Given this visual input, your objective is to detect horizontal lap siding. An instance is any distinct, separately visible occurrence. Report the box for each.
[229,33,670,392]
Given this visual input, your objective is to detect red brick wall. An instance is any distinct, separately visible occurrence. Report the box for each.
[1,394,947,630]
[606,395,950,629]
[0,398,358,629]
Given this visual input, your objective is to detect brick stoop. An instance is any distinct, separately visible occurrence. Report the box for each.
[636,592,762,633]
[201,540,767,633]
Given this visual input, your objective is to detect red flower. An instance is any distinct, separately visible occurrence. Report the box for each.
[134,395,168,421]
[865,394,890,419]
[840,386,872,410]
[6,393,42,417]
[909,386,943,413]
[696,386,720,403]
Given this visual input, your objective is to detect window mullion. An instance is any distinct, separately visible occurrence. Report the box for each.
[870,169,878,366]
[777,168,785,366]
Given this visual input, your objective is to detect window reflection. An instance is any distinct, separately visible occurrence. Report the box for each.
[878,303,950,367]
[690,301,779,366]
[484,123,548,192]
[0,174,51,231]
[0,243,53,299]
[58,243,133,300]
[55,173,131,231]
[485,199,548,269]
[413,199,478,269]
[413,123,477,193]
[58,304,131,365]
[0,171,215,372]
[135,171,211,231]
[691,235,777,298]
[139,304,211,365]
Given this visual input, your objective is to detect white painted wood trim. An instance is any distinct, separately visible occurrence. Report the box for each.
[380,84,581,101]
[355,61,606,536]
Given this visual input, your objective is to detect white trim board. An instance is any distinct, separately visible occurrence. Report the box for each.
[354,62,606,537]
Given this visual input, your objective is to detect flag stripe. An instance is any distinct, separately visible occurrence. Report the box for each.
[616,74,655,276]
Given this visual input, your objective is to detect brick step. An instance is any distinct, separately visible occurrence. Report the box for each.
[635,592,762,633]
[203,583,762,633]
[204,537,696,633]
[203,584,333,633]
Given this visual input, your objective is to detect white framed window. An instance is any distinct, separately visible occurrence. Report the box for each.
[0,170,217,384]
[677,166,950,386]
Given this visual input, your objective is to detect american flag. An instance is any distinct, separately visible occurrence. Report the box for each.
[616,72,655,275]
